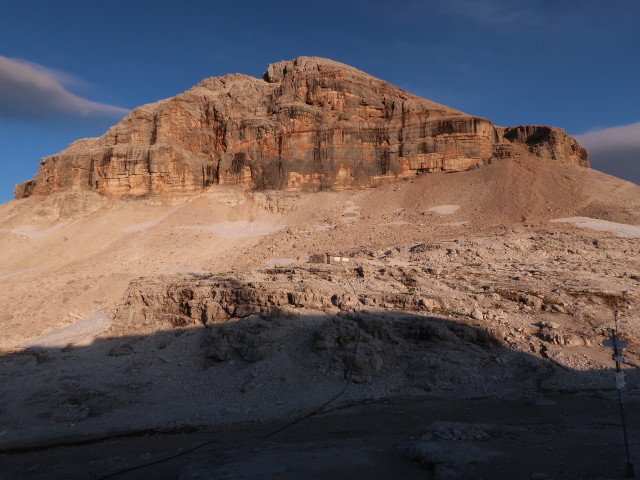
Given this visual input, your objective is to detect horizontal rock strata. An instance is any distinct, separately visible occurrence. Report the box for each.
[15,57,589,198]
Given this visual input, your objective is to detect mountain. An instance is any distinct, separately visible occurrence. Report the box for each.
[1,57,639,479]
[15,56,587,198]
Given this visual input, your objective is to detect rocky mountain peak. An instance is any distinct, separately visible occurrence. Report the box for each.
[263,56,369,83]
[14,57,588,199]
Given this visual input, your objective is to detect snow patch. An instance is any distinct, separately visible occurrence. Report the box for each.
[175,221,283,238]
[264,257,303,266]
[312,224,334,231]
[428,205,461,215]
[11,222,68,238]
[22,312,112,349]
[0,267,39,282]
[550,217,640,238]
[122,205,182,234]
[341,201,361,223]
[160,266,209,275]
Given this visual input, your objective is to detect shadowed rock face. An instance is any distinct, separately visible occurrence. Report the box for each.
[503,126,589,166]
[14,57,589,198]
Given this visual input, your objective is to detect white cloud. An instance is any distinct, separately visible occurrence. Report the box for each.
[0,55,130,120]
[576,122,640,150]
[443,0,535,25]
[345,0,539,26]
[576,122,640,185]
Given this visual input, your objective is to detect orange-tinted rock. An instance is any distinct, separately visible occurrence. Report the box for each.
[503,126,589,167]
[14,57,589,198]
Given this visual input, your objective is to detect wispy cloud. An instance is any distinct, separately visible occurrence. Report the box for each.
[576,122,640,150]
[0,55,129,120]
[442,0,536,25]
[346,0,566,29]
[359,0,603,29]
[576,122,640,185]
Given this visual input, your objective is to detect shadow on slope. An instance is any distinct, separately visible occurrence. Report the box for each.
[0,308,638,479]
[0,309,634,443]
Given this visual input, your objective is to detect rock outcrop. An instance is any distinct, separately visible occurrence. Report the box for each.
[502,126,589,166]
[15,57,589,198]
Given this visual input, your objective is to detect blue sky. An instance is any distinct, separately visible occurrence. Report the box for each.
[1,0,638,203]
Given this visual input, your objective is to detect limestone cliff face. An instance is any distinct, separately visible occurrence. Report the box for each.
[14,57,589,198]
[502,126,589,167]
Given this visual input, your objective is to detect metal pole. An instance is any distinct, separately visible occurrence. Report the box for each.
[613,311,635,478]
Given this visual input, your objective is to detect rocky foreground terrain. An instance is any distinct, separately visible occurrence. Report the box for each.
[1,58,639,479]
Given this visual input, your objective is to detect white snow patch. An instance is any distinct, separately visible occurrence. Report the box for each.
[312,224,334,231]
[122,219,162,234]
[428,205,461,215]
[300,224,334,234]
[0,267,39,282]
[550,217,640,238]
[175,221,283,238]
[22,312,112,349]
[264,257,303,267]
[122,205,182,234]
[160,266,209,275]
[341,201,361,223]
[11,222,68,238]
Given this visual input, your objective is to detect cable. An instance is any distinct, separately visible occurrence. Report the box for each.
[98,262,364,478]
[261,321,361,440]
[98,440,218,479]
[262,262,363,440]
[100,321,362,478]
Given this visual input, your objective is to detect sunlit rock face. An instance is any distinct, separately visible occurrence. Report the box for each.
[14,57,589,198]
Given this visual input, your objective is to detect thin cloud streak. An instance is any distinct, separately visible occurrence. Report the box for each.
[576,122,640,150]
[576,122,640,185]
[442,0,535,25]
[0,56,130,120]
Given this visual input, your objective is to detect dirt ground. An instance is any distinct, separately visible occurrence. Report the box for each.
[2,394,639,479]
[1,157,639,479]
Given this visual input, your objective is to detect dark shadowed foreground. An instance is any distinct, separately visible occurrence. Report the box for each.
[1,308,639,479]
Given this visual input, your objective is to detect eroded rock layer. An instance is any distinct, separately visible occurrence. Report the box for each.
[15,57,589,198]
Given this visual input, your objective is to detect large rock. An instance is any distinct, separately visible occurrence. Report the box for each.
[503,125,589,167]
[15,56,589,198]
